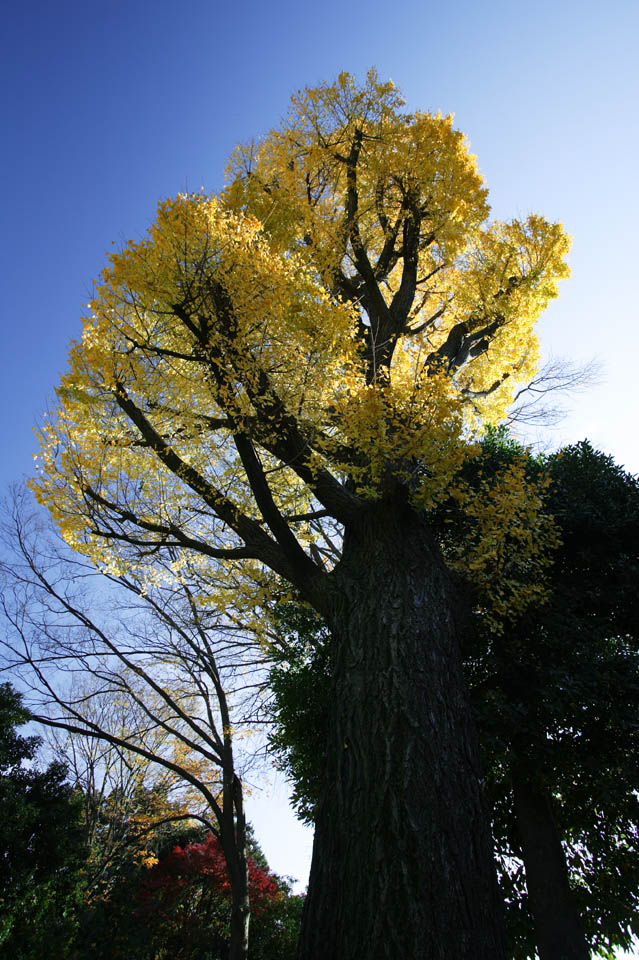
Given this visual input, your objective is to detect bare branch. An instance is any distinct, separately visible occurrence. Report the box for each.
[506,356,601,428]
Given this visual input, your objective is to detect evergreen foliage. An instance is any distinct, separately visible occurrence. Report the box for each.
[0,683,86,958]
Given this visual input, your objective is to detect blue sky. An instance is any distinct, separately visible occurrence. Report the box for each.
[2,0,638,940]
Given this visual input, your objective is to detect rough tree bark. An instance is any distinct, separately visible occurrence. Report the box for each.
[512,770,590,960]
[297,499,507,960]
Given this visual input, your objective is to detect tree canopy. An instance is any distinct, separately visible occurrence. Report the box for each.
[33,70,569,610]
[29,70,572,960]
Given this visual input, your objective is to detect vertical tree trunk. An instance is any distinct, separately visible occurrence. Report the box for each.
[512,770,589,960]
[297,500,507,960]
[229,897,250,960]
[225,776,250,960]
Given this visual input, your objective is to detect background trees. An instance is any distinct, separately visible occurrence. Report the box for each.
[0,489,273,960]
[476,438,639,960]
[0,683,86,957]
[0,681,302,960]
[137,830,302,960]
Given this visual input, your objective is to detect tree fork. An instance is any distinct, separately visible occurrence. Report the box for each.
[297,500,507,960]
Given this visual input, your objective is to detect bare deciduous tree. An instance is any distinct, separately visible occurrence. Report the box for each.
[0,488,269,960]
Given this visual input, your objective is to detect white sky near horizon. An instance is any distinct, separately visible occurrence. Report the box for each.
[1,0,638,954]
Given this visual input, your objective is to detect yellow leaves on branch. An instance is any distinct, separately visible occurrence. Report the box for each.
[326,368,472,507]
[31,69,571,611]
[225,69,489,278]
[450,461,560,633]
[32,194,358,567]
[451,216,571,422]
[91,194,357,411]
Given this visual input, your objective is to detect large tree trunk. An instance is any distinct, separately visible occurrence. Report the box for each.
[297,500,507,960]
[512,769,589,960]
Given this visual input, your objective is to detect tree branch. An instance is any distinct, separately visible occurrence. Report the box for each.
[112,380,308,582]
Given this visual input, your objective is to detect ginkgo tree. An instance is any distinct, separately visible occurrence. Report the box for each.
[33,70,570,959]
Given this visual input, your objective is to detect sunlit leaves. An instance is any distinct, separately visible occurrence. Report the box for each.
[32,69,570,622]
[450,459,560,632]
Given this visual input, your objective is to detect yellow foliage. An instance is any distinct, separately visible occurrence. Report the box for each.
[139,853,159,869]
[31,70,570,620]
[448,460,561,633]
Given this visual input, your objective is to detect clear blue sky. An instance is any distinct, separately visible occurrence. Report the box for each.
[2,0,638,944]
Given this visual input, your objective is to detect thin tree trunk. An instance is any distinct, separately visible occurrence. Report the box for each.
[229,897,250,960]
[297,500,507,960]
[225,776,250,960]
[512,769,589,960]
